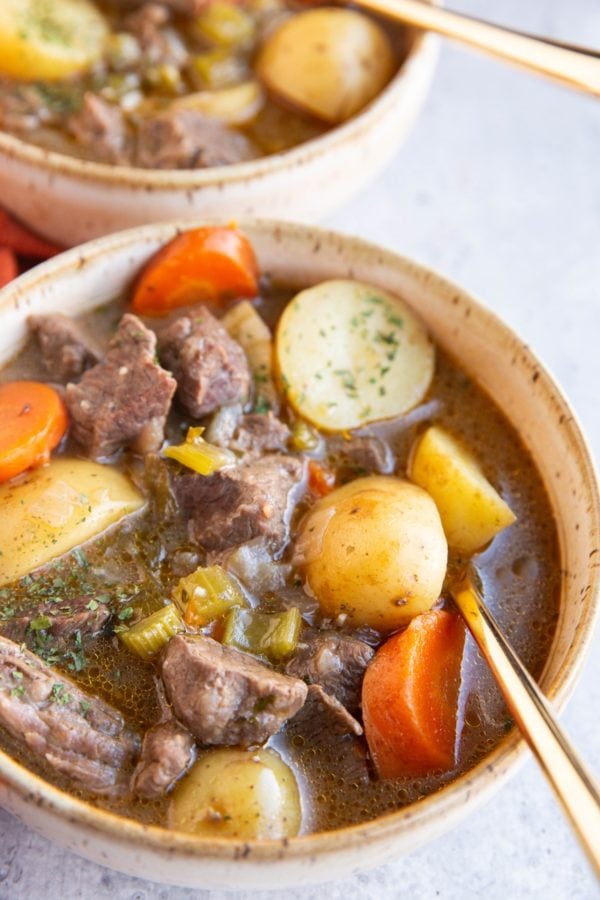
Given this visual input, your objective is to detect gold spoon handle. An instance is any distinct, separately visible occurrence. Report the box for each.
[352,0,600,97]
[452,581,600,878]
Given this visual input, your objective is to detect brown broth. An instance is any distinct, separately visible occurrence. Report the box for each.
[0,285,560,833]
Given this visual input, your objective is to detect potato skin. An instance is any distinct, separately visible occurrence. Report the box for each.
[296,476,448,630]
[168,747,301,839]
[257,9,395,124]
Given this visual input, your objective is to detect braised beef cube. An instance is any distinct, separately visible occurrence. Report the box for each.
[299,684,363,736]
[132,718,196,798]
[286,632,374,711]
[68,93,130,166]
[161,634,307,747]
[136,110,257,169]
[158,307,250,418]
[213,411,291,457]
[0,636,139,795]
[172,455,304,553]
[0,595,110,646]
[328,434,394,475]
[66,314,176,459]
[27,314,101,382]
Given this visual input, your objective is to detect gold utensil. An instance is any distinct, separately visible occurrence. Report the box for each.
[451,577,600,878]
[352,0,600,98]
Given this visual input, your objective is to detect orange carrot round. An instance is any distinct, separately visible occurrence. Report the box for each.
[131,226,259,316]
[0,246,18,289]
[0,211,61,260]
[308,459,336,497]
[362,609,466,779]
[0,381,68,483]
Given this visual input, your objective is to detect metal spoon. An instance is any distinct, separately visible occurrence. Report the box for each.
[348,0,600,98]
[451,576,600,878]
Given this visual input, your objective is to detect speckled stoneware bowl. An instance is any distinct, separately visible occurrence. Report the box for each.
[0,18,438,248]
[0,220,598,889]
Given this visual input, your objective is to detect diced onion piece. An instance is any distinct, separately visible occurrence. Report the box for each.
[163,427,236,475]
[221,300,278,413]
[119,603,184,661]
[0,0,109,81]
[169,747,301,839]
[275,279,435,432]
[173,565,247,628]
[409,426,517,554]
[0,458,144,585]
[222,606,301,660]
[174,81,264,126]
[257,9,395,124]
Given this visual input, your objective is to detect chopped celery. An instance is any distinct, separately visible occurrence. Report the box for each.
[163,427,235,475]
[222,607,301,661]
[194,2,255,47]
[173,565,247,628]
[119,604,183,661]
[144,63,184,95]
[290,419,319,451]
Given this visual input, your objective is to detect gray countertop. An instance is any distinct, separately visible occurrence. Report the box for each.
[1,1,599,897]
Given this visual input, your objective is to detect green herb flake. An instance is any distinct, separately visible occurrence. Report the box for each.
[30,616,52,632]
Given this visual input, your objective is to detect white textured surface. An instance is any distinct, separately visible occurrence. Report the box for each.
[1,1,599,897]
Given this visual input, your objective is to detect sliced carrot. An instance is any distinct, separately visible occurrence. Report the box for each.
[0,381,68,483]
[131,226,259,317]
[0,210,62,259]
[362,609,466,779]
[0,247,18,289]
[308,459,336,497]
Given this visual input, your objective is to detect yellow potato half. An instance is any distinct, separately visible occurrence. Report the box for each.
[0,458,144,585]
[275,279,435,432]
[257,8,395,124]
[169,748,301,839]
[0,0,109,81]
[296,476,448,630]
[409,426,517,555]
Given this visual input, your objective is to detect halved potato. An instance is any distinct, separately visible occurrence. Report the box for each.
[295,476,448,630]
[169,747,301,839]
[0,458,144,585]
[0,0,109,81]
[409,426,517,555]
[275,279,435,432]
[257,9,395,124]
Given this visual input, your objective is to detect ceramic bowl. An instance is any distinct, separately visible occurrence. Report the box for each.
[0,220,598,889]
[0,20,438,248]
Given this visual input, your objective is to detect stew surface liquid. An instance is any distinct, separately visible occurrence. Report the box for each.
[0,278,559,835]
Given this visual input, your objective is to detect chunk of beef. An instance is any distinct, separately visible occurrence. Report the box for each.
[131,718,196,797]
[300,684,363,736]
[0,596,110,645]
[135,109,257,169]
[68,93,130,165]
[172,455,304,553]
[0,80,50,131]
[124,3,187,66]
[159,307,250,418]
[161,634,307,746]
[286,632,374,711]
[328,434,394,475]
[0,635,139,794]
[27,314,101,382]
[217,412,291,457]
[66,314,176,459]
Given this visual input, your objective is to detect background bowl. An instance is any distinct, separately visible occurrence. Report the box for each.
[0,21,438,248]
[0,220,597,889]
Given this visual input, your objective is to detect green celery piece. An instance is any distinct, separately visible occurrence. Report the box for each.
[222,607,301,661]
